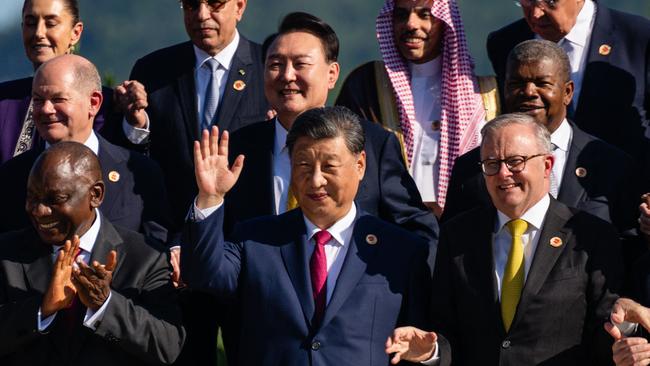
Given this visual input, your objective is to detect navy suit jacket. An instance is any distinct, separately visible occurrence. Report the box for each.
[0,77,118,165]
[226,119,439,247]
[182,206,431,366]
[487,5,650,160]
[127,37,268,229]
[0,135,172,242]
[442,123,639,238]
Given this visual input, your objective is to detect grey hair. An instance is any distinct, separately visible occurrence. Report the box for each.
[481,113,552,154]
[507,39,571,83]
[286,106,365,155]
[72,57,102,94]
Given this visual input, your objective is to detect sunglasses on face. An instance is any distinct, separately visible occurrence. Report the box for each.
[179,0,229,12]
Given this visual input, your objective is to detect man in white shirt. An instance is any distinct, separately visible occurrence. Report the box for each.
[182,106,431,366]
[385,113,623,365]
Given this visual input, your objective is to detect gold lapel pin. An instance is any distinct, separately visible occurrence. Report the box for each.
[549,236,563,248]
[233,80,246,91]
[575,167,587,178]
[598,44,612,56]
[238,69,246,76]
[366,234,378,245]
[108,171,120,183]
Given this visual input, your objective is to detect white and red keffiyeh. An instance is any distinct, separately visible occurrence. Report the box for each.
[376,0,485,207]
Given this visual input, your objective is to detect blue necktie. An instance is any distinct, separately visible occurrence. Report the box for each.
[202,58,220,132]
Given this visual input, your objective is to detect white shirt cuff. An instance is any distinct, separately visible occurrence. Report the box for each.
[192,197,223,221]
[122,115,150,144]
[37,307,57,332]
[421,341,440,365]
[83,291,112,331]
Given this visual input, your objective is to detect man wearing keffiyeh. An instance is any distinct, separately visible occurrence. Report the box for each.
[336,0,499,217]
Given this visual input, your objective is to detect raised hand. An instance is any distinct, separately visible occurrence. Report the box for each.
[114,80,148,128]
[385,326,438,364]
[41,236,80,317]
[193,126,244,209]
[72,250,117,311]
[605,298,650,340]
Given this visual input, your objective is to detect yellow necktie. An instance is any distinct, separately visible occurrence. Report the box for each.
[286,188,299,211]
[501,219,528,332]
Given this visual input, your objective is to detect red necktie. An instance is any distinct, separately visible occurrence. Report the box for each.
[310,230,331,326]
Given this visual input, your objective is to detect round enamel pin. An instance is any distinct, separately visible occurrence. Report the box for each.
[366,234,378,245]
[598,44,611,56]
[233,80,246,91]
[549,237,563,248]
[575,167,587,178]
[108,171,120,182]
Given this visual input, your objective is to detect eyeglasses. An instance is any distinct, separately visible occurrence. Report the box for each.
[514,0,558,10]
[179,0,229,12]
[479,154,546,176]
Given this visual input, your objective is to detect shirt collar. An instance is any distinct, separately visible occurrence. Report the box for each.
[303,203,357,247]
[51,208,101,255]
[274,117,289,155]
[562,0,595,48]
[193,29,240,72]
[550,118,572,152]
[408,56,442,78]
[45,130,99,156]
[496,194,551,233]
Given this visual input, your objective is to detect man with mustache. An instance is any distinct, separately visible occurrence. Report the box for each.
[336,0,499,217]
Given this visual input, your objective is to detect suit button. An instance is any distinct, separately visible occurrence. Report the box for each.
[502,340,511,349]
[311,341,321,351]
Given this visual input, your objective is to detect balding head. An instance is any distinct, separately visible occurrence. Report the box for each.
[32,54,103,144]
[27,141,105,246]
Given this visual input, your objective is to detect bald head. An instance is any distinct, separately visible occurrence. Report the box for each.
[31,141,102,184]
[34,54,101,95]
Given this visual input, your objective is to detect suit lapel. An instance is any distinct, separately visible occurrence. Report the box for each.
[261,122,277,215]
[96,136,124,219]
[176,43,200,142]
[216,38,254,132]
[21,229,53,295]
[557,123,587,207]
[280,210,314,326]
[513,199,573,328]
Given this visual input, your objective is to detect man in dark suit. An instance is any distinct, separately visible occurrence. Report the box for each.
[0,141,184,365]
[443,40,639,253]
[0,54,172,243]
[121,0,268,230]
[486,0,650,162]
[183,106,431,366]
[386,113,623,365]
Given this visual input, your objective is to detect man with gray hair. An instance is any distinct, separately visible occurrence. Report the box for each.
[385,112,623,365]
[0,54,172,243]
[182,106,432,366]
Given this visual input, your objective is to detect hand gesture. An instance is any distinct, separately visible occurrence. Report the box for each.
[169,247,185,288]
[385,326,437,364]
[194,126,244,209]
[41,236,80,317]
[72,250,117,311]
[605,298,650,339]
[114,80,148,128]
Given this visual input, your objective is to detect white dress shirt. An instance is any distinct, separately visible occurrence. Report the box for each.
[409,57,442,203]
[45,130,99,156]
[550,119,573,189]
[273,119,291,215]
[38,210,113,332]
[123,30,241,144]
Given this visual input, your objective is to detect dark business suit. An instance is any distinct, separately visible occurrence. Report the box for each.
[128,37,268,230]
[0,215,185,366]
[182,206,431,366]
[0,77,118,165]
[442,123,639,240]
[433,199,622,366]
[487,5,650,160]
[0,135,172,243]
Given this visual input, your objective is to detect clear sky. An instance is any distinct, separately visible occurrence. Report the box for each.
[0,0,21,32]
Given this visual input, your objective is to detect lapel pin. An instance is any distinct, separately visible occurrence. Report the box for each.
[598,44,612,56]
[365,234,378,245]
[575,167,587,178]
[549,236,563,248]
[233,80,246,91]
[108,171,120,183]
[238,69,246,76]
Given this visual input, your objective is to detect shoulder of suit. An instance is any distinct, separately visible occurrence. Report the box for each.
[342,61,381,84]
[110,222,167,255]
[600,6,650,33]
[0,76,33,95]
[487,19,529,44]
[355,212,427,249]
[360,118,391,139]
[134,41,194,64]
[98,137,162,174]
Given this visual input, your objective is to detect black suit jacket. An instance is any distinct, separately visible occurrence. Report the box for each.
[487,5,650,160]
[433,199,622,366]
[442,123,639,239]
[0,216,184,365]
[0,135,172,242]
[128,37,268,229]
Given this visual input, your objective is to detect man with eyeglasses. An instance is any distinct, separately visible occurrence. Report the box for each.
[117,0,268,364]
[384,112,623,365]
[487,0,650,166]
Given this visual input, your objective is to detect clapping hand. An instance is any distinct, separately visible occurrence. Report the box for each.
[72,250,117,311]
[41,236,80,317]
